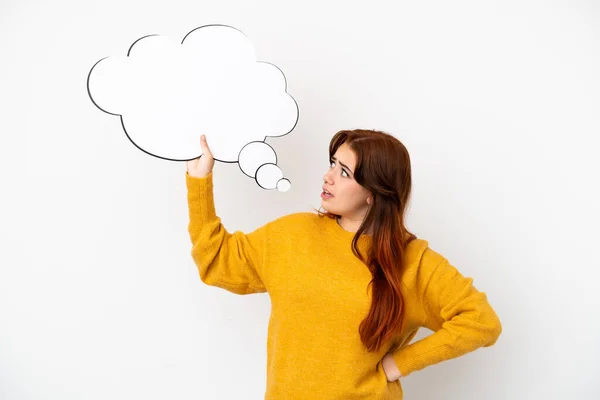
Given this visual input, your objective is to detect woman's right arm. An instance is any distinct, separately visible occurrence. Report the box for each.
[185,135,269,295]
[186,171,269,294]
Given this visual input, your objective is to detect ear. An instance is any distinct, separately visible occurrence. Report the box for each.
[367,196,372,205]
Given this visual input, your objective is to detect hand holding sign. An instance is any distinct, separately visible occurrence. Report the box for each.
[186,135,214,179]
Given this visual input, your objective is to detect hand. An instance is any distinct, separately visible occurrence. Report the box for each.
[186,135,215,178]
[382,353,402,382]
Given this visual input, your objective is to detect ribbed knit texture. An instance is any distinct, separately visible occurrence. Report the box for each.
[186,171,502,399]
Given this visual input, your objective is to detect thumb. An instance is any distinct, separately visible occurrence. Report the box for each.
[200,134,213,158]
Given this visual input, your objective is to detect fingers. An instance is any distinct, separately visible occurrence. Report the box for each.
[200,134,213,158]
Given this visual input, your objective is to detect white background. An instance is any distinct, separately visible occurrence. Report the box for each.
[3,0,599,398]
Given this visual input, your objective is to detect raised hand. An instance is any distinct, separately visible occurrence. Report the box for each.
[186,135,215,178]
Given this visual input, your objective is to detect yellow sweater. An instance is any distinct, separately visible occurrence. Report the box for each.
[186,172,502,399]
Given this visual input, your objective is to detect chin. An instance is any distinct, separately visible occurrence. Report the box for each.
[321,204,342,217]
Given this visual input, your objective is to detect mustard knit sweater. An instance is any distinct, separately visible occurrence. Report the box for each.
[186,172,502,399]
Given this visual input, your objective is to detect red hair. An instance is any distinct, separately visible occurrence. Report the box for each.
[319,129,416,352]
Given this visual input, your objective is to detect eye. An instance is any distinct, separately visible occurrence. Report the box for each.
[330,159,350,178]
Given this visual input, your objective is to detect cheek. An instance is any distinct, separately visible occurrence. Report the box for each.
[340,185,365,205]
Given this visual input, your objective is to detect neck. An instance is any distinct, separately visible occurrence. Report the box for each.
[337,215,372,235]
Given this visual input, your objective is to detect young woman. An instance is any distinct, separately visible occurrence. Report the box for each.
[185,129,502,399]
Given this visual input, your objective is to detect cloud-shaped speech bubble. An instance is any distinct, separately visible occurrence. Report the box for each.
[87,24,298,191]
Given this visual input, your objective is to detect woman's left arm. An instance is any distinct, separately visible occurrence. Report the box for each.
[388,254,502,379]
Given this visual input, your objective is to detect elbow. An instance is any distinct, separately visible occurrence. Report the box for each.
[481,306,502,347]
[191,247,218,287]
[490,316,502,346]
[198,267,213,285]
[196,258,220,287]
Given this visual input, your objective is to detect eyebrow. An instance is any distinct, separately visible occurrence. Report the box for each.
[331,156,354,175]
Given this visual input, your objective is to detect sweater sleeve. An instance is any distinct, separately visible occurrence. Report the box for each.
[391,250,502,377]
[186,171,269,295]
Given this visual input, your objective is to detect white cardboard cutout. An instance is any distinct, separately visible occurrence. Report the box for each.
[87,25,298,191]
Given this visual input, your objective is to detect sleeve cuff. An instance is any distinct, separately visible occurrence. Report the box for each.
[186,171,213,192]
[186,171,217,222]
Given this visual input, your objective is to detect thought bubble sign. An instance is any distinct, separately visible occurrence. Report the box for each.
[87,24,298,191]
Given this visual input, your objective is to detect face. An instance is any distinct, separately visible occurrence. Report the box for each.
[321,143,372,219]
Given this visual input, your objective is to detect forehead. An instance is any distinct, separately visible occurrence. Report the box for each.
[333,143,357,167]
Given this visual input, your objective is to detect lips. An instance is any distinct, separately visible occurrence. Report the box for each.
[322,186,333,196]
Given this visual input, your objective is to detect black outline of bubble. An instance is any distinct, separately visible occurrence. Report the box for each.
[86,24,300,170]
[275,178,291,192]
[255,162,286,191]
[238,140,278,178]
[238,141,294,191]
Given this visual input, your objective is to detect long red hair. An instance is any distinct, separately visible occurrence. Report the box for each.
[319,129,416,352]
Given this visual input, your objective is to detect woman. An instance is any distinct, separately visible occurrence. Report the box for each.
[185,129,502,399]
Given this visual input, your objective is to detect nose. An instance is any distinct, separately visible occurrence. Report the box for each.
[323,169,333,184]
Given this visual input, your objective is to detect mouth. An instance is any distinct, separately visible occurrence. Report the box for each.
[321,187,334,200]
